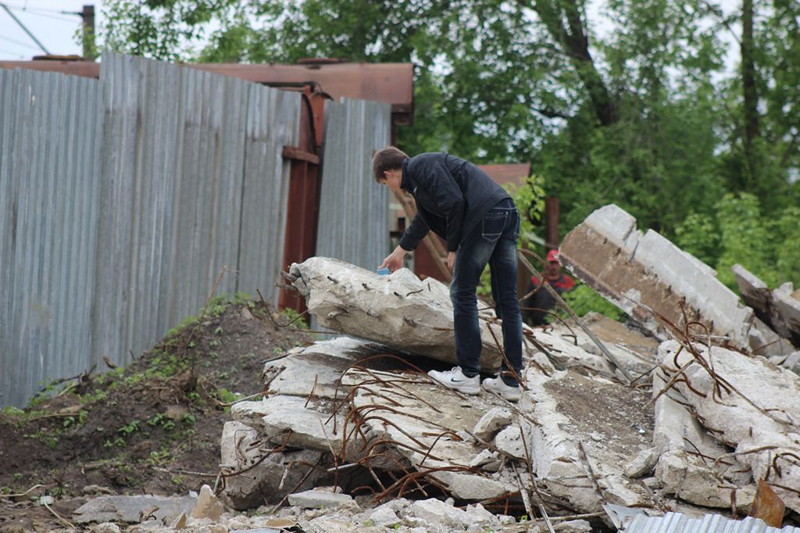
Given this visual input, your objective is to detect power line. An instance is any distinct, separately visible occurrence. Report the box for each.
[0,2,50,54]
[0,32,43,50]
[0,45,28,58]
[1,2,79,22]
[14,10,77,23]
[0,1,78,15]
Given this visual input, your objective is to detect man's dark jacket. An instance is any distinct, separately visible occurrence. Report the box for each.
[398,153,511,253]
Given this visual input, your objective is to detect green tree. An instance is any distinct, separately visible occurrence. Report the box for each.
[676,193,800,291]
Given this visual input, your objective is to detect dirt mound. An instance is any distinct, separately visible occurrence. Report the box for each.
[0,298,312,531]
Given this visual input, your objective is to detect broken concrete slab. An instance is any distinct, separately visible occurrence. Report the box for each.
[73,494,196,525]
[656,339,800,513]
[231,393,409,473]
[518,367,655,514]
[652,370,755,510]
[263,337,391,399]
[774,282,800,346]
[218,421,331,509]
[733,264,799,351]
[288,257,505,370]
[341,367,517,501]
[559,204,753,350]
[733,264,772,317]
[231,395,350,454]
[546,316,658,380]
[749,317,797,358]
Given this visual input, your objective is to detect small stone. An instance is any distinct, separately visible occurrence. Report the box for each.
[287,489,355,509]
[190,485,224,521]
[369,505,400,527]
[473,407,513,441]
[494,425,526,460]
[89,524,121,533]
[469,449,502,472]
[82,485,115,496]
[170,512,187,529]
[624,448,656,478]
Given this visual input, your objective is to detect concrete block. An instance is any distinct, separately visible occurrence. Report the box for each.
[560,204,753,350]
[343,367,517,501]
[734,264,799,350]
[218,421,330,509]
[657,340,800,513]
[231,395,348,453]
[289,257,505,370]
[520,366,654,514]
[263,337,388,399]
[494,425,526,460]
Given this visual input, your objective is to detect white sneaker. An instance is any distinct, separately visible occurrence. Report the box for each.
[428,366,480,395]
[482,377,522,402]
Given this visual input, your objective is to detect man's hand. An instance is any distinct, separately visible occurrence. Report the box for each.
[380,245,408,273]
[447,251,456,272]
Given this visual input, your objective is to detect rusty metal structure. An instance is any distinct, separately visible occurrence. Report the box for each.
[280,86,326,312]
[0,59,413,125]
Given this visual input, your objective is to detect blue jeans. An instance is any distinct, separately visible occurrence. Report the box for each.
[450,199,523,386]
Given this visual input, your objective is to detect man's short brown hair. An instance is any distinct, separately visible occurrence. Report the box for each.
[372,146,409,182]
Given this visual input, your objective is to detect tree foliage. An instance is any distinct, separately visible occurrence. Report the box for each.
[677,193,800,291]
[99,0,800,296]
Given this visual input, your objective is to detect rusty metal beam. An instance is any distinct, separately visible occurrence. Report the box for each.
[0,59,414,123]
[282,146,320,164]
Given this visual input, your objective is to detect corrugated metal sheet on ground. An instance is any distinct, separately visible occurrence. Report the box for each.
[624,512,800,533]
[315,98,391,270]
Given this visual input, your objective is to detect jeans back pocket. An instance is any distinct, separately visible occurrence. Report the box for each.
[481,212,506,242]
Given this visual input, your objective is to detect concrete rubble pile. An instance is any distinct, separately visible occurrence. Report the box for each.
[212,204,800,531]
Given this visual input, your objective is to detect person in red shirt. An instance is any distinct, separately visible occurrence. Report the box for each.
[522,249,574,326]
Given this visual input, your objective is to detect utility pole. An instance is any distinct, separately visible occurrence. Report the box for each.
[80,4,95,60]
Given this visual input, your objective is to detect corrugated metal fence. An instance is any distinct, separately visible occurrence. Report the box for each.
[0,68,104,410]
[316,98,391,269]
[0,53,391,408]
